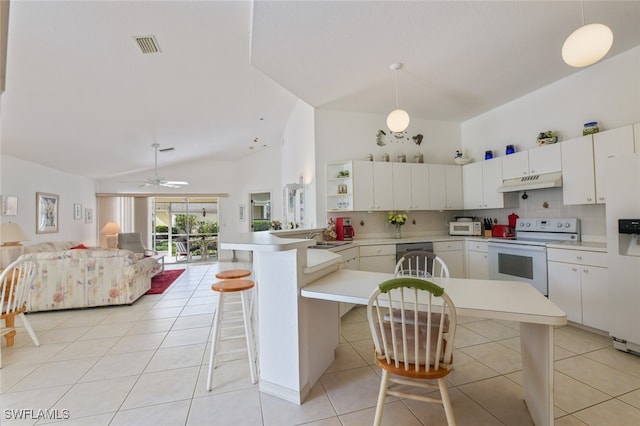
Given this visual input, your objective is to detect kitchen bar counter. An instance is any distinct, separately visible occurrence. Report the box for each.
[302,269,567,426]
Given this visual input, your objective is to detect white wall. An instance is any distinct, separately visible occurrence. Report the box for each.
[313,109,461,225]
[461,45,640,162]
[460,45,640,240]
[0,155,97,245]
[281,99,316,228]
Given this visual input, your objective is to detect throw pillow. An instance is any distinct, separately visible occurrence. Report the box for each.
[70,244,88,250]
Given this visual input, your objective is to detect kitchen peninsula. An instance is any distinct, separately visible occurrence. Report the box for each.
[221,232,567,426]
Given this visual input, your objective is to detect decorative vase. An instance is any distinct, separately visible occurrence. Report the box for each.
[395,223,402,239]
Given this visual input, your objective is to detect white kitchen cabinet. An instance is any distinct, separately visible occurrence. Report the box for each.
[465,240,488,279]
[547,248,608,331]
[562,127,635,205]
[326,160,354,211]
[359,244,396,273]
[353,161,394,211]
[502,144,562,179]
[434,240,464,278]
[593,125,635,203]
[561,135,596,205]
[392,163,429,210]
[428,164,462,210]
[463,158,516,209]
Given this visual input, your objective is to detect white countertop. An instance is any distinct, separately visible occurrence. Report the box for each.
[301,269,567,326]
[219,231,315,252]
[546,240,607,252]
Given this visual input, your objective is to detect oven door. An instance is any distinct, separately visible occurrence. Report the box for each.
[488,241,548,296]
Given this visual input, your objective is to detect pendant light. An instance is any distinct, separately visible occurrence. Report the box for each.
[386,63,410,133]
[562,1,613,68]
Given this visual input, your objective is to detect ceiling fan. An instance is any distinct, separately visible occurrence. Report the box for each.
[141,143,189,188]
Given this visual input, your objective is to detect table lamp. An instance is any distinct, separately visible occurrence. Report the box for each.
[0,222,29,246]
[101,221,120,249]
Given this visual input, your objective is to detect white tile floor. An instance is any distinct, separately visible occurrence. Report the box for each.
[2,262,640,425]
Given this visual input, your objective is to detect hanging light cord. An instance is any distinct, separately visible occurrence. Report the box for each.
[580,0,585,26]
[394,69,399,109]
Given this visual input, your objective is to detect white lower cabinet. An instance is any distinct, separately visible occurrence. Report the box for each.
[358,244,396,273]
[547,248,608,331]
[465,240,488,279]
[433,240,465,278]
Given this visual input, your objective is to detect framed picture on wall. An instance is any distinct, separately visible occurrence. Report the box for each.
[1,195,18,215]
[85,208,92,224]
[36,192,59,234]
[73,203,82,220]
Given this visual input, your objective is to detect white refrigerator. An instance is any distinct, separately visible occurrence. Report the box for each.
[605,153,640,354]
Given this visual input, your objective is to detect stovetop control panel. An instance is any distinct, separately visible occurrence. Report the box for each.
[515,218,580,234]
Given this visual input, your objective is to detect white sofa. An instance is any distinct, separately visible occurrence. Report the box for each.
[24,242,160,312]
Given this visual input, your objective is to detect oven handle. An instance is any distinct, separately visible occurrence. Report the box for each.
[487,242,547,253]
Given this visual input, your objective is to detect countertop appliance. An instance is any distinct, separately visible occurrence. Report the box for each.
[449,220,481,236]
[488,218,580,296]
[605,153,640,354]
[335,217,355,241]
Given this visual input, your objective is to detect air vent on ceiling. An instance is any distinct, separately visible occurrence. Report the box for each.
[134,36,160,54]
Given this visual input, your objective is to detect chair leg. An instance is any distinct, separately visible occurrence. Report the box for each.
[18,313,40,347]
[240,289,257,384]
[3,314,17,346]
[373,369,390,426]
[438,377,456,426]
[206,294,225,391]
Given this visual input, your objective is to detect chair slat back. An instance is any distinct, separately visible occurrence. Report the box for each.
[394,251,449,278]
[367,277,456,372]
[1,256,38,316]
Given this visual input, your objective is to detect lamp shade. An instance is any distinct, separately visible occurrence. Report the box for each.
[562,23,613,67]
[387,109,410,133]
[100,221,120,235]
[0,222,29,245]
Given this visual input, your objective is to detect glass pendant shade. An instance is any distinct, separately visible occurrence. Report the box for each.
[387,109,410,133]
[562,23,613,67]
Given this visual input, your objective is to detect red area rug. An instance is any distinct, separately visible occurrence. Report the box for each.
[147,269,185,295]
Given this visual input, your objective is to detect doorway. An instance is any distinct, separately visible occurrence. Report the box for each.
[153,197,219,262]
[250,192,271,232]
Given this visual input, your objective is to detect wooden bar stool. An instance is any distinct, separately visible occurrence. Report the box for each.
[215,269,251,280]
[206,279,257,390]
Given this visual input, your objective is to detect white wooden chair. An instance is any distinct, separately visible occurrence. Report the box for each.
[367,277,457,426]
[395,250,450,278]
[1,256,40,368]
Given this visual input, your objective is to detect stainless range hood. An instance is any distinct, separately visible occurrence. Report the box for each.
[497,172,562,193]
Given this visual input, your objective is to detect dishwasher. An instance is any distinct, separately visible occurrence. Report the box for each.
[396,241,434,275]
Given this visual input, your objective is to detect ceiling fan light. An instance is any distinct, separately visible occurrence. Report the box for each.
[387,109,410,133]
[562,23,613,67]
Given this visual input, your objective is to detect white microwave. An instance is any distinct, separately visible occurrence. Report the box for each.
[449,221,482,236]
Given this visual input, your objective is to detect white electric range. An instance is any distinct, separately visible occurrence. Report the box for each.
[488,218,580,296]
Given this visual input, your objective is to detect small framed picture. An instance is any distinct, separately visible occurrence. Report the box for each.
[36,192,59,234]
[1,195,18,215]
[85,208,93,224]
[73,203,82,220]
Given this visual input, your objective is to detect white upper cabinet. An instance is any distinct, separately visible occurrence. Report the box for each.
[326,161,354,211]
[561,135,596,205]
[561,126,635,205]
[463,162,484,209]
[502,144,562,180]
[593,125,635,203]
[429,164,463,210]
[463,158,514,209]
[392,163,429,210]
[353,161,394,211]
[528,143,562,175]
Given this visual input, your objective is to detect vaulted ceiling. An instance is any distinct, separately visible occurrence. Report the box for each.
[2,1,639,180]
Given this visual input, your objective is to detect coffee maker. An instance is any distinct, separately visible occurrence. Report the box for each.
[336,217,355,241]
